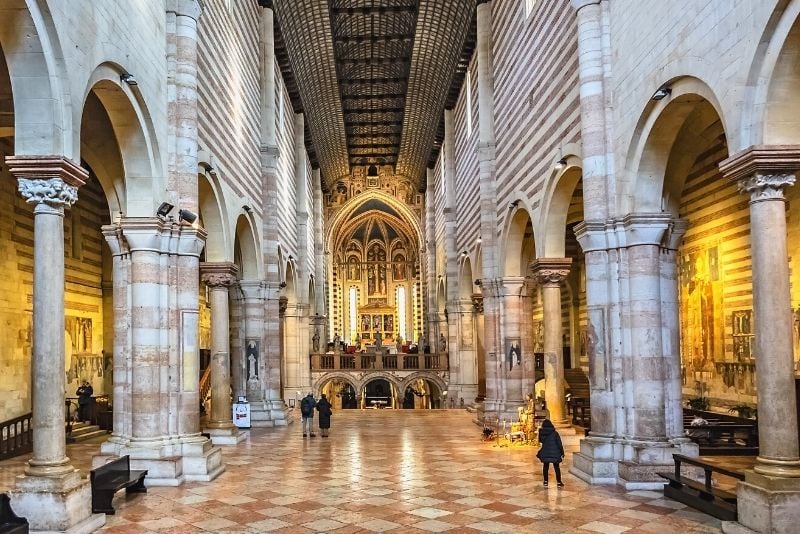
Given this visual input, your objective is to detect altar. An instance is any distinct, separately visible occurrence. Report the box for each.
[358,301,396,348]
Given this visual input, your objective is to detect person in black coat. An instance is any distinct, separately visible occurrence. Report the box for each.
[537,419,565,487]
[315,394,333,437]
[76,381,93,423]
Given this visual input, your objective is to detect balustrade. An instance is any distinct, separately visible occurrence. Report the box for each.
[309,352,448,372]
[0,412,33,461]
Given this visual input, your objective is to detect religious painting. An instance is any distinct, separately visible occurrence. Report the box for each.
[378,265,387,295]
[384,314,394,333]
[587,306,608,390]
[65,316,92,354]
[372,314,382,331]
[679,246,724,375]
[361,314,371,334]
[348,257,361,281]
[246,339,259,380]
[393,255,406,281]
[732,310,754,361]
[506,337,522,370]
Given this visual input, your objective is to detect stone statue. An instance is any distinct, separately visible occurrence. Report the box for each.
[375,331,383,349]
[438,333,447,352]
[248,353,257,379]
[312,328,320,353]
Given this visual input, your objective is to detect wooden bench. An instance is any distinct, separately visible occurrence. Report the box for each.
[90,455,148,514]
[660,453,744,521]
[0,493,28,534]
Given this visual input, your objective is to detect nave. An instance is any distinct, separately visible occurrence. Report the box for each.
[0,411,721,533]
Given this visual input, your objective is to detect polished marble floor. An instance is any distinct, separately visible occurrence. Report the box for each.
[0,410,723,533]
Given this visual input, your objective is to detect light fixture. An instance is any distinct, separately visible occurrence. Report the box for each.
[201,162,214,173]
[243,205,252,213]
[555,157,568,169]
[509,200,519,210]
[157,202,174,218]
[651,86,671,101]
[280,281,287,288]
[120,73,138,86]
[178,209,198,224]
[461,251,468,256]
[474,279,482,286]
[288,254,293,260]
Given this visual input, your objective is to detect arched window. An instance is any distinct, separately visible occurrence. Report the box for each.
[397,286,407,341]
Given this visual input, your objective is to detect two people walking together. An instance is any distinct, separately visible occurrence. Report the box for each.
[300,392,333,438]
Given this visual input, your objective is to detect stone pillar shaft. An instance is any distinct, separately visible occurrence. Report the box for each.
[201,262,239,434]
[15,172,83,476]
[534,259,571,425]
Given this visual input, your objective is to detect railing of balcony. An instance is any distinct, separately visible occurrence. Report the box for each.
[311,352,448,372]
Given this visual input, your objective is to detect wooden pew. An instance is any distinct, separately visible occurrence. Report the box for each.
[660,453,744,521]
[90,455,148,514]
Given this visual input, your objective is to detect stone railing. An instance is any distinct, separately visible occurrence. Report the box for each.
[311,352,448,372]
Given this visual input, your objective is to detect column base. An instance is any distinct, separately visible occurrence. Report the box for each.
[10,470,105,533]
[204,426,248,446]
[95,434,224,486]
[249,400,292,427]
[570,435,699,489]
[720,470,800,534]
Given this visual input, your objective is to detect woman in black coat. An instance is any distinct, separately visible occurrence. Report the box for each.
[315,394,333,437]
[537,419,565,487]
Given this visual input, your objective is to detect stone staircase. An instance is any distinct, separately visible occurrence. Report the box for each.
[66,421,107,443]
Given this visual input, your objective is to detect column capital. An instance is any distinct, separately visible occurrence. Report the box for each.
[532,258,572,286]
[471,293,484,313]
[720,144,800,202]
[239,279,265,300]
[201,261,239,288]
[166,0,202,21]
[7,156,87,214]
[570,0,602,11]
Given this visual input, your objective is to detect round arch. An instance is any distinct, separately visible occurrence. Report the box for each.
[0,0,70,156]
[399,372,448,397]
[740,0,800,147]
[625,76,729,214]
[83,64,160,217]
[312,372,359,397]
[459,256,474,300]
[539,158,583,258]
[502,207,536,277]
[234,214,260,279]
[199,173,230,262]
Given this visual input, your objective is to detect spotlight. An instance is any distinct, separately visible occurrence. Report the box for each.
[651,86,671,101]
[555,157,568,170]
[178,209,198,224]
[509,200,519,210]
[120,73,138,86]
[157,202,174,217]
[474,279,482,286]
[280,281,287,288]
[243,205,252,213]
[288,254,294,260]
[461,251,468,256]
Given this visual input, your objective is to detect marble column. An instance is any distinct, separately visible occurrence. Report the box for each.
[533,259,572,425]
[475,1,503,424]
[201,262,245,445]
[6,156,105,532]
[719,146,800,534]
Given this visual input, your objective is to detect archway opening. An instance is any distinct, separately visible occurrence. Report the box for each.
[403,378,444,409]
[319,378,358,409]
[363,378,394,409]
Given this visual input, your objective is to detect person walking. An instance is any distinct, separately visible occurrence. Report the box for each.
[300,392,317,438]
[537,419,565,487]
[316,393,333,437]
[76,381,93,423]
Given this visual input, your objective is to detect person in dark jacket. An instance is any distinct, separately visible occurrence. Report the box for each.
[315,393,333,437]
[537,419,565,487]
[76,381,93,422]
[300,393,317,438]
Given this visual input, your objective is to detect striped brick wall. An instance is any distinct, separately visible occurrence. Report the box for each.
[197,0,262,210]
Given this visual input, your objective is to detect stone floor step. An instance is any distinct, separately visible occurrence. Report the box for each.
[70,429,108,442]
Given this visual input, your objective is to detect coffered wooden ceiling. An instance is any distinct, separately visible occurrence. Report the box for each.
[269,0,476,191]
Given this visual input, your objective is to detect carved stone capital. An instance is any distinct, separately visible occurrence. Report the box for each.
[471,293,484,314]
[531,258,572,287]
[201,262,239,288]
[278,295,289,316]
[738,173,796,202]
[719,144,800,202]
[17,178,79,214]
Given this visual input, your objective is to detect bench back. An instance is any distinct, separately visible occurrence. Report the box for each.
[91,455,130,483]
[673,453,745,480]
[0,493,26,524]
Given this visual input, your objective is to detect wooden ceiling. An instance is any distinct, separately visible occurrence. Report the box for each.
[268,0,476,192]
